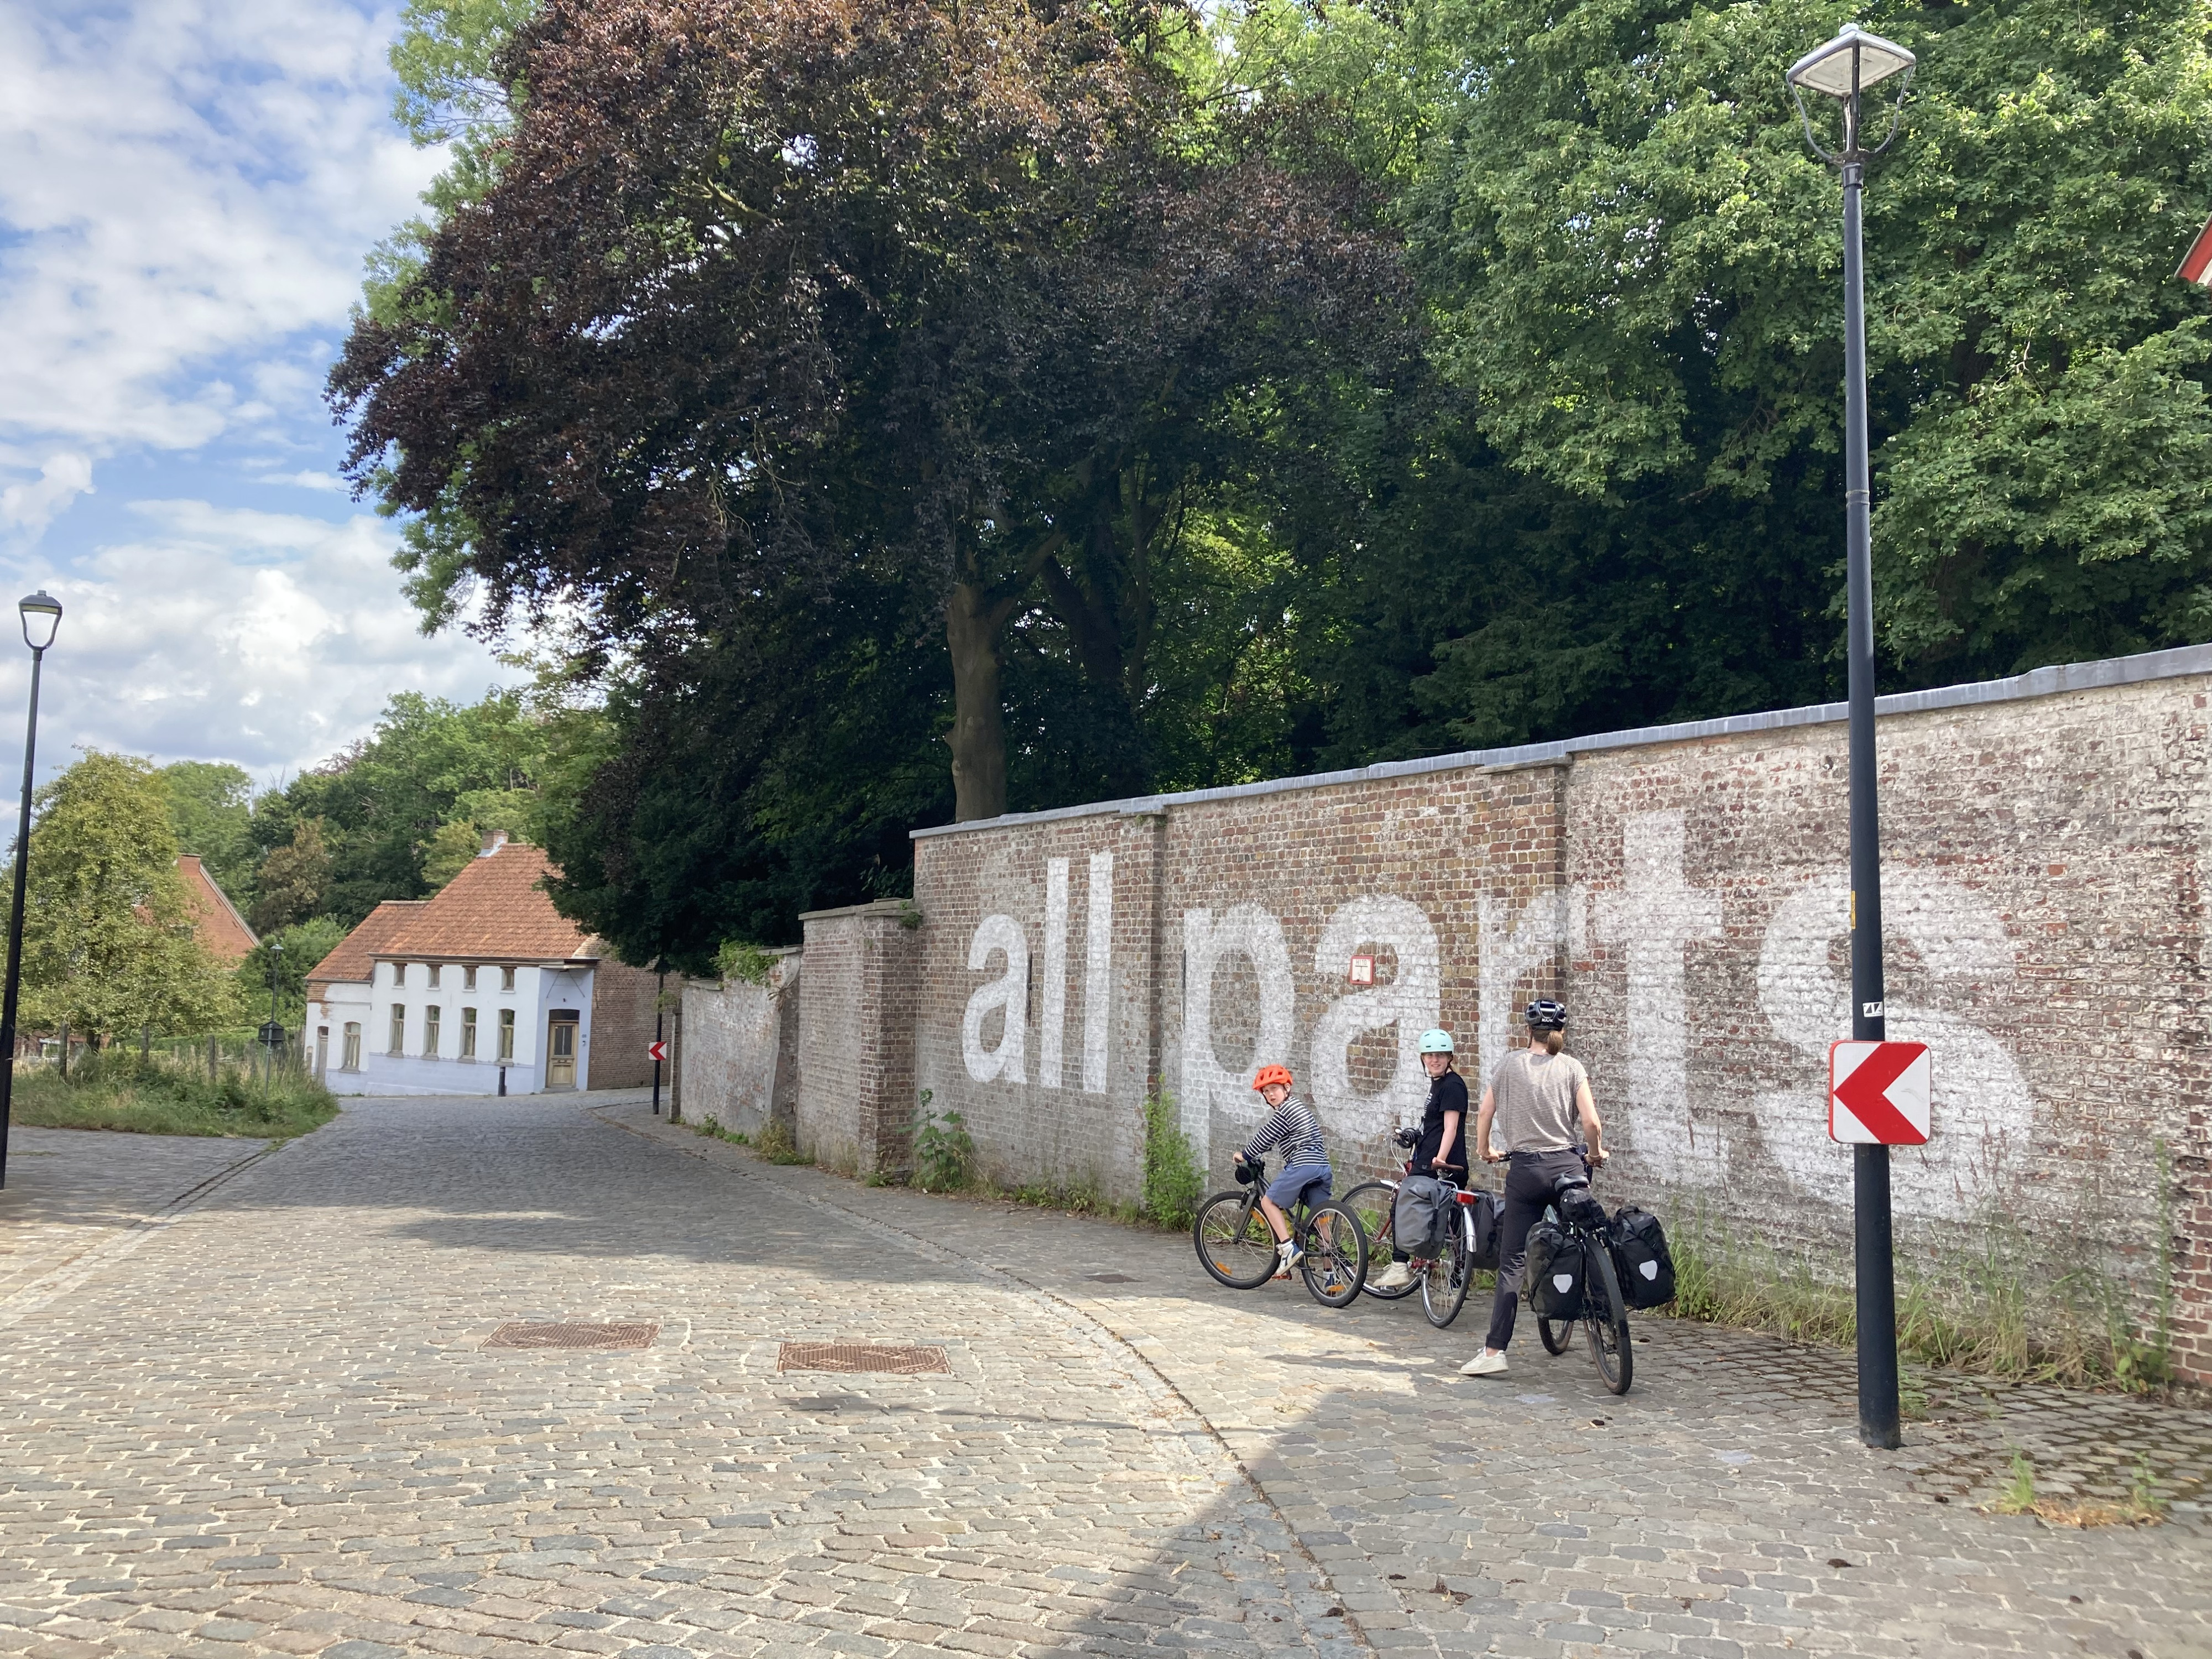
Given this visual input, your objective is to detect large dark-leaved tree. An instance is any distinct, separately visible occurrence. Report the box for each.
[333,0,1412,844]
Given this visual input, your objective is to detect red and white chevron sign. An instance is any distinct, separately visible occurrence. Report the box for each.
[1827,1041,1932,1146]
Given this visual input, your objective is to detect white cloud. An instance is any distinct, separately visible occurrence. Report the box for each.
[0,500,514,779]
[0,450,93,535]
[0,0,442,460]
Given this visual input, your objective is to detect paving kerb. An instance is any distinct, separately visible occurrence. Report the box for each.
[0,1094,1364,1659]
[598,1103,2212,1659]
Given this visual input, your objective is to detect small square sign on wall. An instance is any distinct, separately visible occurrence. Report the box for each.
[1348,953,1375,986]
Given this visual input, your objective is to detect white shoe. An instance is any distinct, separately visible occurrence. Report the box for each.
[1275,1241,1304,1278]
[1371,1260,1416,1291]
[1459,1350,1509,1376]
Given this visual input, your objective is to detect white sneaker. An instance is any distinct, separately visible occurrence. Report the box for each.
[1459,1350,1509,1377]
[1275,1241,1304,1277]
[1371,1260,1417,1291]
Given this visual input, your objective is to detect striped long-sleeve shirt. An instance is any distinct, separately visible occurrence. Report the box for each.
[1241,1094,1328,1169]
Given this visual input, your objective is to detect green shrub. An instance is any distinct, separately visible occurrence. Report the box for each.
[1140,1092,1204,1230]
[752,1118,806,1165]
[9,1047,337,1139]
[911,1091,975,1193]
[714,941,779,986]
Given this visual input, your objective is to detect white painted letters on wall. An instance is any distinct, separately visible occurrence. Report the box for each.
[1478,890,1564,1087]
[1309,897,1441,1138]
[1593,812,1725,1185]
[1083,853,1113,1094]
[1179,905,1295,1143]
[962,914,1029,1084]
[1040,860,1070,1088]
[1756,870,2034,1221]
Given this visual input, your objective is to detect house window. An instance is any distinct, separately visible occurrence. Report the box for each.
[427,964,441,989]
[342,1023,361,1070]
[500,966,516,992]
[390,962,406,987]
[424,1005,441,1057]
[388,1006,406,1055]
[463,965,477,992]
[461,1008,478,1060]
[498,1008,516,1061]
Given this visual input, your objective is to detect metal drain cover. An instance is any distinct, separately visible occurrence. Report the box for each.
[484,1322,658,1350]
[1086,1272,1137,1283]
[778,1341,950,1374]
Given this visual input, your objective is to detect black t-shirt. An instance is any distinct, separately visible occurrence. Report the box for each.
[1413,1068,1470,1177]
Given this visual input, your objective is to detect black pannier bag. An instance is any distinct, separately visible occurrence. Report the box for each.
[1557,1180,1608,1232]
[1464,1189,1501,1271]
[1609,1206,1677,1308]
[1524,1218,1584,1319]
[1395,1175,1451,1257]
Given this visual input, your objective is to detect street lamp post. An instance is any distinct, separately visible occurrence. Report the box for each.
[0,591,63,1192]
[265,940,285,1088]
[1787,25,1915,1451]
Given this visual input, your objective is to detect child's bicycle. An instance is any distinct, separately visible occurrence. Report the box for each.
[1342,1130,1489,1328]
[1192,1159,1369,1307]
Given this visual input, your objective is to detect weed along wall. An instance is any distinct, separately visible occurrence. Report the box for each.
[889,645,2212,1389]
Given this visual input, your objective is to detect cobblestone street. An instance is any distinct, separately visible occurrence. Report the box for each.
[1,1097,2206,1659]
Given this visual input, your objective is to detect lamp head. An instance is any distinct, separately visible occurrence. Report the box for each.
[18,591,60,653]
[1787,24,1915,100]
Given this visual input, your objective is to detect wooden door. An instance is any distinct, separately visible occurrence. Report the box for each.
[546,1015,577,1088]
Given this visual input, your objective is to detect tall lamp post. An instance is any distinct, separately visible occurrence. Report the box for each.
[1787,25,1915,1451]
[0,591,63,1192]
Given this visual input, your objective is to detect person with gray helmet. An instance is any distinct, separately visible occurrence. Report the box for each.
[1369,1028,1468,1292]
[1459,999,1606,1376]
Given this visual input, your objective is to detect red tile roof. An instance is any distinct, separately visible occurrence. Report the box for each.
[305,899,427,992]
[377,843,601,963]
[177,855,258,964]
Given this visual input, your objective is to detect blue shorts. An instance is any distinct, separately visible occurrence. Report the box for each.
[1266,1163,1332,1209]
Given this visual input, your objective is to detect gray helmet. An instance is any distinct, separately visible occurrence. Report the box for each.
[1525,999,1567,1030]
[1417,1028,1455,1055]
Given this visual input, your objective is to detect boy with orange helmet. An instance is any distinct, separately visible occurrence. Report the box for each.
[1234,1065,1332,1276]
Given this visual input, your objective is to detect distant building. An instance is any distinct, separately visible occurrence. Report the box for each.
[176,855,257,964]
[302,835,659,1095]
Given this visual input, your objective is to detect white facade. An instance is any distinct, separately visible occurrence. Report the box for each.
[311,957,601,1096]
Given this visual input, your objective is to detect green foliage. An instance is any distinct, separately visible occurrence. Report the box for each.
[236,917,351,1029]
[249,817,331,933]
[752,1118,806,1165]
[8,1047,338,1140]
[1140,1092,1204,1230]
[389,0,537,145]
[714,941,779,987]
[1993,1451,2039,1515]
[420,818,485,890]
[911,1092,977,1193]
[159,761,257,905]
[14,752,245,1039]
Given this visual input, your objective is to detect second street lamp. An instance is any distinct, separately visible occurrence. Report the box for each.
[1787,23,1915,1451]
[0,589,62,1191]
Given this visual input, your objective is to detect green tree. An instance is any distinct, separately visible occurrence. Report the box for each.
[13,752,244,1039]
[158,760,257,904]
[237,917,352,1029]
[250,818,332,934]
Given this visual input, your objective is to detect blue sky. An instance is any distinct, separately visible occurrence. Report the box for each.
[0,0,516,791]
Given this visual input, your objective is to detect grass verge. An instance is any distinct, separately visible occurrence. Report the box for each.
[9,1050,337,1140]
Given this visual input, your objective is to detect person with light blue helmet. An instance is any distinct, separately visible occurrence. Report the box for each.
[1370,1027,1469,1291]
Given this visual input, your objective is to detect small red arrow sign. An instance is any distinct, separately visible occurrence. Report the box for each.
[1828,1041,1931,1145]
[648,1040,667,1064]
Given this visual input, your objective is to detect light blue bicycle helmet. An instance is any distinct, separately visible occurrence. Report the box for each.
[1417,1028,1455,1055]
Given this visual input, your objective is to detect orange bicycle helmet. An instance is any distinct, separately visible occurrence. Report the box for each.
[1251,1064,1293,1092]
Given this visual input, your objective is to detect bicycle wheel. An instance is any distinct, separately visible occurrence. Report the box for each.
[1298,1201,1369,1307]
[1537,1316,1573,1354]
[1421,1229,1472,1328]
[1193,1191,1278,1290]
[1583,1241,1634,1395]
[1341,1181,1418,1300]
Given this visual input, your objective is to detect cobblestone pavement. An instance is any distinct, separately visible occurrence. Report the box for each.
[0,1126,273,1305]
[0,1096,2202,1659]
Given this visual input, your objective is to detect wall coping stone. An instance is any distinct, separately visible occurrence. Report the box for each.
[912,642,2212,840]
[798,898,919,923]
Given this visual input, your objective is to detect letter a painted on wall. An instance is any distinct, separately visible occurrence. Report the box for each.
[1827,1041,1932,1145]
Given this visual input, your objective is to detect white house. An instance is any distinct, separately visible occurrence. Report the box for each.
[304,836,659,1096]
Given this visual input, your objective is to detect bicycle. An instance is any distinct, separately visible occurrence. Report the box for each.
[1342,1132,1488,1328]
[1192,1158,1369,1308]
[1530,1163,1633,1396]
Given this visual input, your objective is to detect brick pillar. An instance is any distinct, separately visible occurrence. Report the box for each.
[796,899,923,1178]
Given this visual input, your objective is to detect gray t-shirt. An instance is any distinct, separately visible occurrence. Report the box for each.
[1489,1050,1589,1153]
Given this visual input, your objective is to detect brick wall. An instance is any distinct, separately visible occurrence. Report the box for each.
[669,650,2212,1381]
[797,901,921,1176]
[587,959,663,1090]
[679,952,800,1137]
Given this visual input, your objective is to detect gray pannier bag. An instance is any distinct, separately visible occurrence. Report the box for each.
[1394,1175,1451,1257]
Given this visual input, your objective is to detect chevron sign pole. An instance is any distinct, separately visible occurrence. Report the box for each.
[1828,1041,1932,1146]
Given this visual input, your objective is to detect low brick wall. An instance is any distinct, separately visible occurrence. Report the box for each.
[679,646,2212,1384]
[677,953,799,1138]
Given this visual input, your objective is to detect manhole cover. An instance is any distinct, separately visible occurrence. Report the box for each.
[484,1322,658,1350]
[777,1341,950,1374]
[1086,1272,1137,1284]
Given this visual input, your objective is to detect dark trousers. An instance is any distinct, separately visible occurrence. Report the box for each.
[1483,1149,1589,1352]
